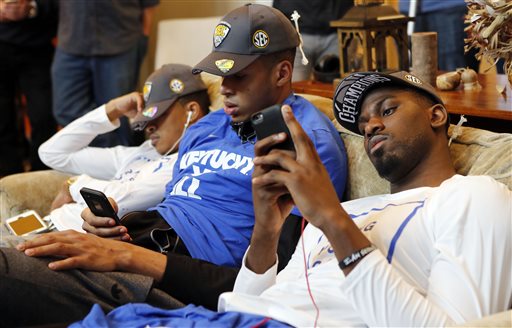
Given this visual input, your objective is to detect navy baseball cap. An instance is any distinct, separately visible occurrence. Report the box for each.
[192,3,299,76]
[333,71,445,134]
[132,64,207,131]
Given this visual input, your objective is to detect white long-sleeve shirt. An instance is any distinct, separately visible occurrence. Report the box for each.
[38,105,177,232]
[219,175,512,327]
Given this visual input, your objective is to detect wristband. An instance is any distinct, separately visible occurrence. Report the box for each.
[338,244,376,270]
[66,176,78,187]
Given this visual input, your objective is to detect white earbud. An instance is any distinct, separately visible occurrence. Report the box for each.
[164,110,194,156]
[185,110,193,128]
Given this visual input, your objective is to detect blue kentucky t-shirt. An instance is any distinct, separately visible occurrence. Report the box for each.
[152,94,348,267]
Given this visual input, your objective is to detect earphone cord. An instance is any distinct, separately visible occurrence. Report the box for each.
[163,112,192,156]
[301,217,320,327]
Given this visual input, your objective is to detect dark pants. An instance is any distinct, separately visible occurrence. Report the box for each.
[0,42,57,175]
[0,211,186,327]
[414,6,477,71]
[0,247,184,327]
[51,36,148,147]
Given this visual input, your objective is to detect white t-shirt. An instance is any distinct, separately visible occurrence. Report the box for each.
[219,175,512,327]
[38,105,177,232]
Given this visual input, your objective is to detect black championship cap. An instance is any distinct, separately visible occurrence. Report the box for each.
[132,64,207,130]
[333,71,445,134]
[192,3,300,76]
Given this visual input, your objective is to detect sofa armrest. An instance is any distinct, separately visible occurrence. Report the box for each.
[0,170,70,219]
[456,309,512,327]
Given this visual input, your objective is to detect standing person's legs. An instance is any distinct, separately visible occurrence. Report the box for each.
[317,33,339,61]
[0,247,182,327]
[18,45,57,171]
[91,47,141,147]
[414,7,468,71]
[51,48,95,126]
[0,42,24,176]
[291,33,339,82]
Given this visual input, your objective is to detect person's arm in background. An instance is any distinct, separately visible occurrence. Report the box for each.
[137,0,158,61]
[0,0,31,22]
[40,95,138,210]
[141,4,155,37]
[38,93,145,180]
[43,93,166,215]
[0,0,57,22]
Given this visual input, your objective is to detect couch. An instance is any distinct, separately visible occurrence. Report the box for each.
[0,75,510,325]
[1,74,511,217]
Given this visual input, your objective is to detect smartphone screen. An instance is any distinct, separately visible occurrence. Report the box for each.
[251,104,295,151]
[6,213,46,236]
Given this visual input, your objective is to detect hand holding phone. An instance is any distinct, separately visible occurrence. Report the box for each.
[251,104,295,151]
[79,187,121,225]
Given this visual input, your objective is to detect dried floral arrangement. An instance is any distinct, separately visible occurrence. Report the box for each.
[464,0,512,83]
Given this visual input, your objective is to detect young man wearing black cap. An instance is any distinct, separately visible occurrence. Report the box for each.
[214,71,510,326]
[28,64,209,234]
[73,71,511,326]
[0,4,347,326]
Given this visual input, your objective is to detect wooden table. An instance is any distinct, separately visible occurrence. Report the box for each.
[293,74,511,133]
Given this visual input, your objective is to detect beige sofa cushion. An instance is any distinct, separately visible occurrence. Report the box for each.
[0,170,70,218]
[449,125,512,188]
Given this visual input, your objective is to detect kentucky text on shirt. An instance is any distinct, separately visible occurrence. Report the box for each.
[179,149,254,175]
[171,149,254,199]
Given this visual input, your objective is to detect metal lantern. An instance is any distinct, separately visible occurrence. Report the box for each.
[330,1,410,77]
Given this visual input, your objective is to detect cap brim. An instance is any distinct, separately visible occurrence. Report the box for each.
[192,51,260,76]
[131,98,176,131]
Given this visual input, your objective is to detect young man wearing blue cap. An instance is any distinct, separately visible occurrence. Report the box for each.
[74,71,510,327]
[0,4,347,326]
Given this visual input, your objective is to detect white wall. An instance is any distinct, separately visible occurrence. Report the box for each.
[140,1,273,85]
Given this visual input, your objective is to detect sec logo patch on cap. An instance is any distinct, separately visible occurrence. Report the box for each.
[405,74,422,84]
[215,59,235,73]
[143,82,152,102]
[214,22,231,48]
[170,79,184,93]
[253,30,269,48]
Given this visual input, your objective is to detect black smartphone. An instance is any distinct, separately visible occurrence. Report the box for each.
[79,187,121,225]
[251,104,295,151]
